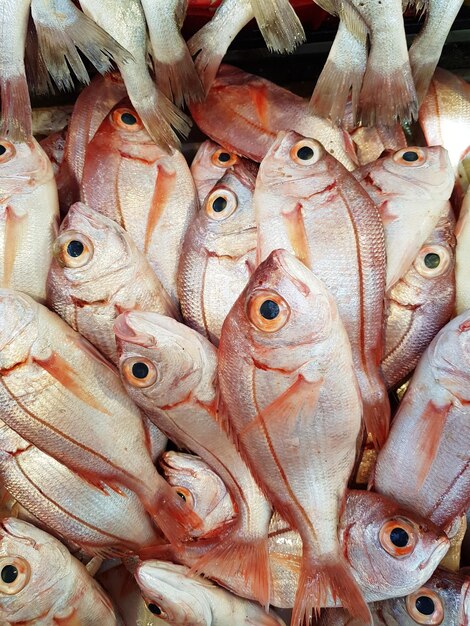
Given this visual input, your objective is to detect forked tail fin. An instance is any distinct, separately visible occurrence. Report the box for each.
[249,0,305,54]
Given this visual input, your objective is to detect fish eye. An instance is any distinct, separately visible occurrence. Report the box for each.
[406,588,444,624]
[290,139,322,165]
[379,518,417,558]
[205,189,238,221]
[415,245,451,278]
[211,148,238,168]
[121,357,158,388]
[0,140,16,163]
[247,290,290,333]
[111,107,144,131]
[147,602,168,619]
[393,147,426,167]
[0,557,30,595]
[53,231,94,269]
[174,486,194,508]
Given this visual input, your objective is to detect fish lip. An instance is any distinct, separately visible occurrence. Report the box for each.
[113,312,156,349]
[273,249,312,296]
[419,536,450,571]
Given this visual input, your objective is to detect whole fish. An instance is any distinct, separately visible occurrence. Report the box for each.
[382,204,456,389]
[189,65,358,170]
[0,289,199,544]
[47,202,177,364]
[218,249,370,623]
[135,560,286,626]
[157,452,449,608]
[248,0,305,54]
[114,311,272,607]
[319,569,470,626]
[39,129,66,176]
[81,102,198,305]
[0,136,59,303]
[179,160,258,344]
[0,0,32,140]
[0,517,123,625]
[455,189,470,314]
[353,145,454,291]
[79,0,190,151]
[191,140,241,204]
[0,420,163,559]
[139,0,204,107]
[374,309,470,532]
[409,0,464,104]
[255,131,388,448]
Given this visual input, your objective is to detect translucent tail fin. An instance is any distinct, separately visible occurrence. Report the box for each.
[153,51,204,109]
[0,75,32,140]
[361,384,390,451]
[250,0,305,53]
[188,29,227,97]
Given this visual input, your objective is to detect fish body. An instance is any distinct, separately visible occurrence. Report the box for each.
[115,311,272,607]
[382,204,456,388]
[218,249,370,623]
[190,140,241,204]
[39,129,66,176]
[375,310,470,531]
[81,103,198,305]
[255,131,388,448]
[136,560,286,626]
[456,189,470,314]
[47,202,176,364]
[189,64,358,170]
[0,517,122,625]
[179,160,258,344]
[0,137,59,303]
[0,289,198,544]
[353,145,454,291]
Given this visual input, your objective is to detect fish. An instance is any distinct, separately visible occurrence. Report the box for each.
[114,311,272,607]
[0,136,59,303]
[218,249,370,624]
[47,202,177,364]
[353,145,455,291]
[78,0,191,151]
[255,130,388,449]
[179,160,258,344]
[0,517,123,625]
[157,452,450,609]
[30,0,130,92]
[374,309,470,532]
[81,102,198,305]
[381,204,456,389]
[139,0,204,107]
[0,419,164,559]
[419,68,470,203]
[409,0,464,104]
[248,0,305,54]
[39,129,66,176]
[0,0,32,140]
[0,289,199,544]
[189,64,358,170]
[190,140,241,204]
[455,189,470,314]
[135,560,286,626]
[319,568,470,626]
[188,0,254,95]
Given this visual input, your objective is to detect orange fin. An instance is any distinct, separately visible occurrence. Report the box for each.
[144,162,176,253]
[3,206,26,287]
[282,203,311,268]
[414,400,451,489]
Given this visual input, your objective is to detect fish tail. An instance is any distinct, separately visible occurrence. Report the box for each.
[153,49,205,108]
[188,29,226,96]
[0,74,32,140]
[249,0,305,53]
[408,54,439,105]
[362,390,390,451]
[291,552,371,626]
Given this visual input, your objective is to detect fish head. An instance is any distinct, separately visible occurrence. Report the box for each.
[342,491,450,599]
[115,311,217,410]
[135,560,214,626]
[50,202,135,302]
[0,518,71,623]
[191,140,239,189]
[160,451,235,535]
[0,137,53,197]
[0,290,39,371]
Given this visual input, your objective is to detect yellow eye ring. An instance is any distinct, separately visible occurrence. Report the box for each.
[246,289,290,333]
[393,147,427,167]
[290,139,322,165]
[379,518,417,558]
[405,588,444,624]
[111,108,144,132]
[0,140,16,164]
[211,148,238,168]
[53,231,94,269]
[205,188,238,221]
[0,557,30,595]
[121,357,158,388]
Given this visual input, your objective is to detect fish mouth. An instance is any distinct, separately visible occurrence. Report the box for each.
[419,536,450,571]
[274,249,312,296]
[113,312,156,349]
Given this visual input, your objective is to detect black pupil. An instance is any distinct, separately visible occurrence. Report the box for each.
[212,196,227,213]
[1,565,18,584]
[402,151,419,162]
[177,491,186,502]
[148,603,162,615]
[424,253,440,269]
[296,146,314,161]
[218,152,231,163]
[67,240,84,258]
[121,112,137,125]
[259,300,280,320]
[0,145,6,156]
[415,596,435,616]
[390,527,409,547]
[132,362,149,379]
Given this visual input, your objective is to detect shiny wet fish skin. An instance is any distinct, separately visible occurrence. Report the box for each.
[190,140,242,205]
[456,190,470,314]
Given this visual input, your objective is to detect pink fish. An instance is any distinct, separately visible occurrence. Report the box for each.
[191,140,242,204]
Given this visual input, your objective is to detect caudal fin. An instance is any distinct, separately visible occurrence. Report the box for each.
[362,385,390,451]
[153,49,204,108]
[188,30,226,96]
[291,555,371,626]
[250,0,305,53]
[0,75,32,140]
[409,55,439,105]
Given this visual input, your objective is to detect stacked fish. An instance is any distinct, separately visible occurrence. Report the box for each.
[0,1,469,626]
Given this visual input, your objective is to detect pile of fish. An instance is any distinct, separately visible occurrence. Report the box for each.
[0,1,469,625]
